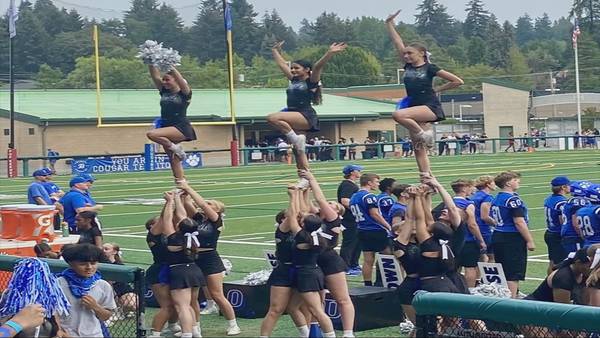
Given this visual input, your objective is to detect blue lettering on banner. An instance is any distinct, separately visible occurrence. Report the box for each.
[227,289,244,308]
[381,257,400,288]
[324,298,341,319]
[71,152,203,174]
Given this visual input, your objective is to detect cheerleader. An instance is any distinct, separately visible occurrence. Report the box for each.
[146,65,195,183]
[260,208,310,338]
[267,41,346,184]
[162,190,205,338]
[300,170,355,338]
[385,10,463,178]
[177,182,240,336]
[145,214,180,338]
[586,246,600,305]
[391,186,423,326]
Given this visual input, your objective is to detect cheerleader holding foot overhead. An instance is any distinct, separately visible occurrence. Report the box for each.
[267,41,346,184]
[299,170,355,338]
[146,64,196,183]
[385,10,463,177]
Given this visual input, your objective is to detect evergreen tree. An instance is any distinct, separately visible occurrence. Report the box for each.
[350,16,388,60]
[463,0,490,39]
[534,13,553,40]
[300,12,355,46]
[515,14,535,46]
[414,0,458,46]
[484,15,511,68]
[188,0,224,63]
[570,0,600,32]
[9,1,51,74]
[229,0,261,62]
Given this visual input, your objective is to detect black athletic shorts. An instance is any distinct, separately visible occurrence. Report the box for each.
[358,229,389,252]
[397,276,420,305]
[267,263,293,287]
[285,106,320,132]
[544,230,567,265]
[169,263,205,290]
[146,262,164,286]
[291,265,325,293]
[420,276,460,293]
[195,250,226,276]
[493,232,527,281]
[459,241,481,268]
[317,249,347,276]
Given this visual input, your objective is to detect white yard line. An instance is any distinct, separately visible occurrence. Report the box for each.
[105,233,274,246]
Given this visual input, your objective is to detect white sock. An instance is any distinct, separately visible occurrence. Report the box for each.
[323,331,336,337]
[181,333,193,338]
[192,325,201,336]
[227,319,238,327]
[206,300,215,307]
[343,330,355,337]
[286,130,300,143]
[297,325,309,337]
[151,331,161,337]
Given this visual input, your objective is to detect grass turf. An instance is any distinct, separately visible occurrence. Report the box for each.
[1,150,600,337]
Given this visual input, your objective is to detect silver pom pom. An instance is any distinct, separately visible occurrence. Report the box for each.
[137,40,182,72]
[469,282,512,298]
[399,320,415,334]
[222,258,233,276]
[241,269,272,286]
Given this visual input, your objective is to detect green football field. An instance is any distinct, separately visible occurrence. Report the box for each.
[1,150,600,337]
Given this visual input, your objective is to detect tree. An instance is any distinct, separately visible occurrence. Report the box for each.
[32,0,65,36]
[229,0,261,62]
[570,0,600,33]
[484,16,512,68]
[9,1,51,74]
[350,16,388,60]
[35,64,64,89]
[414,0,458,46]
[467,37,487,66]
[515,14,535,46]
[292,46,382,87]
[259,9,298,58]
[61,56,149,89]
[463,0,490,39]
[299,12,355,46]
[534,13,553,40]
[124,0,185,51]
[453,63,505,91]
[505,46,533,87]
[188,0,227,62]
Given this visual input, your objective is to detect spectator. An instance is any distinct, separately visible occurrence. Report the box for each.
[446,133,457,155]
[468,134,478,154]
[27,169,53,206]
[504,132,516,152]
[338,164,363,276]
[58,176,103,234]
[574,131,580,149]
[438,133,448,156]
[47,148,60,174]
[276,138,289,162]
[0,304,48,338]
[348,138,357,160]
[41,168,65,230]
[338,138,347,160]
[58,244,117,338]
[479,133,488,153]
[401,137,412,157]
[76,211,103,248]
[103,243,138,314]
[33,242,60,259]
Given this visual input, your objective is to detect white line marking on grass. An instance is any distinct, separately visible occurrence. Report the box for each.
[233,237,266,241]
[529,254,549,258]
[527,258,549,263]
[121,247,264,261]
[220,231,274,238]
[525,277,545,281]
[103,229,137,234]
[105,233,275,246]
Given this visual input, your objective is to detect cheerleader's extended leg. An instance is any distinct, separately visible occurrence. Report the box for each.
[147,126,187,182]
[267,111,310,170]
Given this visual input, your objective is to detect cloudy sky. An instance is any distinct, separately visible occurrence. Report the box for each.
[4,0,573,29]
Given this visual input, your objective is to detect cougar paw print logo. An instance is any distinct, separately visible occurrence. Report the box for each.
[186,154,200,167]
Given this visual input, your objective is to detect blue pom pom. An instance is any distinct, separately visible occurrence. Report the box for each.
[396,96,412,110]
[153,117,164,129]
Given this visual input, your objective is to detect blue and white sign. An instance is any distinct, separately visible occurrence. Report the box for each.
[71,152,203,174]
[376,254,406,288]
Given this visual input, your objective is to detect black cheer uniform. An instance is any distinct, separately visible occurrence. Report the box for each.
[525,266,581,302]
[159,86,196,141]
[317,217,348,276]
[284,77,320,132]
[418,237,460,293]
[291,230,325,292]
[393,239,421,305]
[166,232,206,290]
[146,232,170,285]
[193,213,227,276]
[402,62,445,122]
[267,227,295,287]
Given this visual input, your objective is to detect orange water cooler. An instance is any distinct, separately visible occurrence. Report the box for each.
[0,204,56,242]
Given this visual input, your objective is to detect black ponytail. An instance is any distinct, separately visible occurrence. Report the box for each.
[554,248,590,270]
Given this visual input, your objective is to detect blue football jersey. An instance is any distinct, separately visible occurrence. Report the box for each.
[544,194,567,234]
[561,197,591,238]
[472,189,494,236]
[454,196,477,241]
[350,190,387,231]
[387,202,407,225]
[577,205,600,246]
[490,192,528,233]
[377,193,395,225]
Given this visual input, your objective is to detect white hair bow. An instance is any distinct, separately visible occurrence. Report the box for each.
[591,248,600,269]
[567,251,576,260]
[184,231,200,249]
[439,239,450,260]
[311,229,333,246]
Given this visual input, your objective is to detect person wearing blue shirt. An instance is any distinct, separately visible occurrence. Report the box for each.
[58,176,103,234]
[376,178,396,227]
[451,179,484,288]
[27,169,53,206]
[490,171,535,298]
[388,183,410,226]
[544,176,570,273]
[39,168,65,230]
[561,181,592,254]
[47,148,59,173]
[349,173,392,286]
[578,184,600,248]
[472,175,497,263]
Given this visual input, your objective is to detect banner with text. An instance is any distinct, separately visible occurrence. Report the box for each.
[71,152,203,174]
